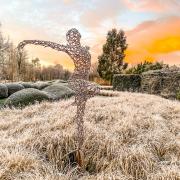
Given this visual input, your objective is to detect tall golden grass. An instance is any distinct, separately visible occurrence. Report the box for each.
[0,91,179,179]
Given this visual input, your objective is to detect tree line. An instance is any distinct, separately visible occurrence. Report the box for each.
[1,23,169,84]
[0,24,71,82]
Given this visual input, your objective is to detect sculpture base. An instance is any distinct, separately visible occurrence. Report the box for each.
[68,149,84,169]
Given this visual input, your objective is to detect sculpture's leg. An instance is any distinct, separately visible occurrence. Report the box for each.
[76,96,87,149]
[70,95,87,169]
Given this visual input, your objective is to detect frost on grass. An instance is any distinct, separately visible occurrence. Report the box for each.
[0,91,179,179]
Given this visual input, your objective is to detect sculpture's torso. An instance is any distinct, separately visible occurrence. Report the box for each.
[67,45,91,80]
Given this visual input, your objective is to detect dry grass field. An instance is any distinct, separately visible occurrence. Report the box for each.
[0,91,179,179]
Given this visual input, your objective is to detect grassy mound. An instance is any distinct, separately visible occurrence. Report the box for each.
[0,98,7,108]
[54,79,67,83]
[0,83,8,98]
[19,82,35,88]
[43,84,75,100]
[33,82,50,90]
[0,92,179,179]
[5,88,51,108]
[6,83,25,96]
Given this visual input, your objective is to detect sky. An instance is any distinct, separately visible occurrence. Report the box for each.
[0,0,180,70]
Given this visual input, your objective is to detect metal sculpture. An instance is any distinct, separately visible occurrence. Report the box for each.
[17,28,100,167]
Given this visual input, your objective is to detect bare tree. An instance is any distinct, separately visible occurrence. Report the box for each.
[0,24,77,82]
[0,23,10,81]
[89,62,99,81]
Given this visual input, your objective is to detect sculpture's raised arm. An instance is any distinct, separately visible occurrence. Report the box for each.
[17,40,68,53]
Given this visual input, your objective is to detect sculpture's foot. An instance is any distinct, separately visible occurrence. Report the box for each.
[68,149,84,170]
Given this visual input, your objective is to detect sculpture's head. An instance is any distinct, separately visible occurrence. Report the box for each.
[66,28,81,46]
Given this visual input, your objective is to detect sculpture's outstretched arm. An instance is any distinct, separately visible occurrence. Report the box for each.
[17,40,68,53]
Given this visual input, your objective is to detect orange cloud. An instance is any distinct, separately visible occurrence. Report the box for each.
[125,49,155,65]
[147,36,180,54]
[124,16,180,65]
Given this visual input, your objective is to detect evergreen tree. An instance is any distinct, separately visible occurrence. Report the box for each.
[125,61,165,74]
[97,28,128,83]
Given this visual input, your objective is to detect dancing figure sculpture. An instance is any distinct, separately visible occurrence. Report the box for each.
[17,28,100,165]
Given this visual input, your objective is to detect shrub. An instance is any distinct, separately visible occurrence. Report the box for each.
[43,84,75,100]
[5,88,51,107]
[0,83,8,98]
[32,82,50,90]
[53,81,70,87]
[126,61,165,74]
[176,91,180,100]
[19,82,34,88]
[6,83,25,96]
[0,98,7,108]
[54,79,67,83]
[113,74,141,92]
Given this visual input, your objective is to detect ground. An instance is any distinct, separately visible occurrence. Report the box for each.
[0,91,179,179]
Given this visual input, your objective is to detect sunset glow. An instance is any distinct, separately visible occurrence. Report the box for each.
[0,0,180,69]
